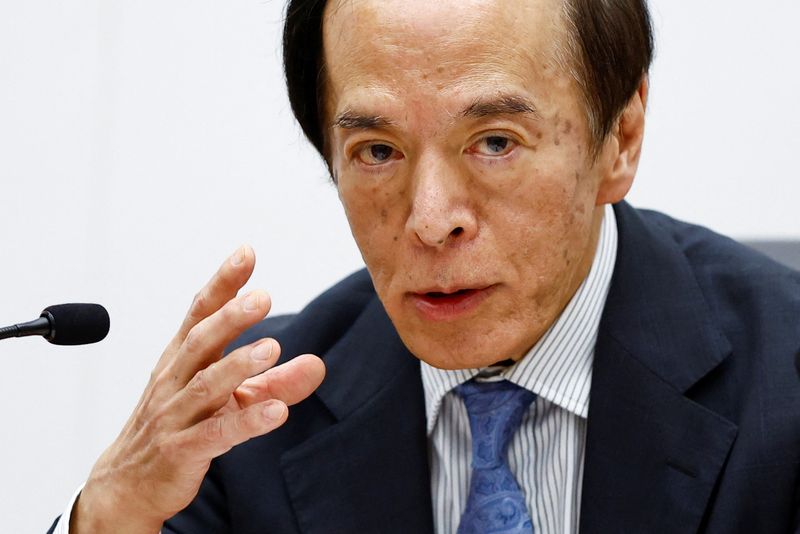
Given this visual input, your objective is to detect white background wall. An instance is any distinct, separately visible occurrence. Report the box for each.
[0,1,797,531]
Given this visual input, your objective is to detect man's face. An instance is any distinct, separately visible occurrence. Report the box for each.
[323,0,626,369]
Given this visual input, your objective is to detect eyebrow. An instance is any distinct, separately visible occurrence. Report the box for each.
[333,111,395,130]
[332,94,540,131]
[461,94,540,119]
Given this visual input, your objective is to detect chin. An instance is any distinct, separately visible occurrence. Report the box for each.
[397,325,523,370]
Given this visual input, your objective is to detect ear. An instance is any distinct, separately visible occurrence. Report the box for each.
[595,76,648,205]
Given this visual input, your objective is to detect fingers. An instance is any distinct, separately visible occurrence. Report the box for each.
[152,245,255,379]
[179,245,256,338]
[164,338,282,428]
[156,245,256,366]
[174,399,289,460]
[234,354,326,408]
[168,288,272,387]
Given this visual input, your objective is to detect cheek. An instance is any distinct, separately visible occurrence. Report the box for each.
[338,178,405,283]
[486,161,598,275]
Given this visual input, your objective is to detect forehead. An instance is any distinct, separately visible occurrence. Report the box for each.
[322,0,569,116]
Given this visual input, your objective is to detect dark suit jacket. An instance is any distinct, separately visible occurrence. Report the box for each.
[51,202,800,533]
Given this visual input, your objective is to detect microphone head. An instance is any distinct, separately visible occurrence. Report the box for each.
[41,304,110,346]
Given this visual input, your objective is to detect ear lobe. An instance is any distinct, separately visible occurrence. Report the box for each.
[596,77,649,205]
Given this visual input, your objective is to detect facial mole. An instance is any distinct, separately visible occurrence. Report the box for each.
[536,132,543,140]
[393,236,398,242]
[564,120,572,134]
[380,208,388,222]
[437,66,444,73]
[554,136,561,146]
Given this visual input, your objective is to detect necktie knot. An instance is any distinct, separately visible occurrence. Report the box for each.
[455,379,536,469]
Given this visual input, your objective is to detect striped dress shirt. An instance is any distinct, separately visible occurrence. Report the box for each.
[421,203,618,534]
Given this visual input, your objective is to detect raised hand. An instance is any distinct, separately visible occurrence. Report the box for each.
[70,246,325,533]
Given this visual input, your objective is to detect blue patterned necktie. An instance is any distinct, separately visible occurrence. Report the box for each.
[455,379,537,534]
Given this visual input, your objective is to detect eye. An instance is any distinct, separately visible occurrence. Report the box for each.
[470,135,516,157]
[356,143,401,166]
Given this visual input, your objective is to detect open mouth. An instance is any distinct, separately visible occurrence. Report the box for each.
[410,286,495,321]
[425,288,477,299]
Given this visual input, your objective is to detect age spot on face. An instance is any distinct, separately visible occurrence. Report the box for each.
[563,120,572,134]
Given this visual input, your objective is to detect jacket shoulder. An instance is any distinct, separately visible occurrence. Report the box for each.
[638,209,800,429]
[638,209,800,311]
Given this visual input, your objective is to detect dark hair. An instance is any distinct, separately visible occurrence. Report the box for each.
[283,0,654,160]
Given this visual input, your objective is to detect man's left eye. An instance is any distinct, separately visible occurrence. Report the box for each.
[471,135,515,156]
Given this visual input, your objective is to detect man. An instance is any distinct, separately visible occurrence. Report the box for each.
[51,0,800,532]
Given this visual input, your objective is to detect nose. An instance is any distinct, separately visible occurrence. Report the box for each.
[405,156,478,249]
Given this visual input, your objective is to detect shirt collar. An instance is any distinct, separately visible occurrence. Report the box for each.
[420,204,618,434]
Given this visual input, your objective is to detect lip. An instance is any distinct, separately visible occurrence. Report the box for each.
[408,284,497,322]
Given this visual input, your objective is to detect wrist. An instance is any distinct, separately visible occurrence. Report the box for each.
[70,481,162,534]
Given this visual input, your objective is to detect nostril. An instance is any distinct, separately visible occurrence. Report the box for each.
[451,227,464,237]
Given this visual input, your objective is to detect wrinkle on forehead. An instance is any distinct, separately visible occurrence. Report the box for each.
[322,0,567,93]
[321,0,590,149]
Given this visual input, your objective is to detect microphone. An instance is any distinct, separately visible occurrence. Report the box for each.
[0,304,110,345]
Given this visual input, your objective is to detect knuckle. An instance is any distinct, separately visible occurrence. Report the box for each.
[146,405,170,433]
[154,436,179,463]
[183,325,205,353]
[203,416,225,443]
[235,410,251,435]
[187,369,210,398]
[149,366,171,389]
[190,290,208,317]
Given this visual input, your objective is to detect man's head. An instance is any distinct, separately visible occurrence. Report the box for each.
[283,0,653,369]
[284,0,653,161]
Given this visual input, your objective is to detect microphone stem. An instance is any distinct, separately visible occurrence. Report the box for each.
[0,317,52,341]
[0,325,21,340]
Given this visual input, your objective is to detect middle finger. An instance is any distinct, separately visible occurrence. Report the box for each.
[167,289,271,389]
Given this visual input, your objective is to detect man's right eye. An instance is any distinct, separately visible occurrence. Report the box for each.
[357,143,398,165]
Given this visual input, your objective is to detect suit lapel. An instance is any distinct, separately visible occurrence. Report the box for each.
[580,203,738,533]
[280,298,434,534]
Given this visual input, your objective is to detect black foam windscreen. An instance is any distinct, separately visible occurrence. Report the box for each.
[42,303,110,346]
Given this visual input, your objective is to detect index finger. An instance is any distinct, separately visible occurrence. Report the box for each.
[178,245,255,339]
[156,245,256,374]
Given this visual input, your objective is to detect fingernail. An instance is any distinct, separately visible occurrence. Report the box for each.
[243,292,260,312]
[251,341,273,361]
[230,246,245,266]
[263,402,285,421]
